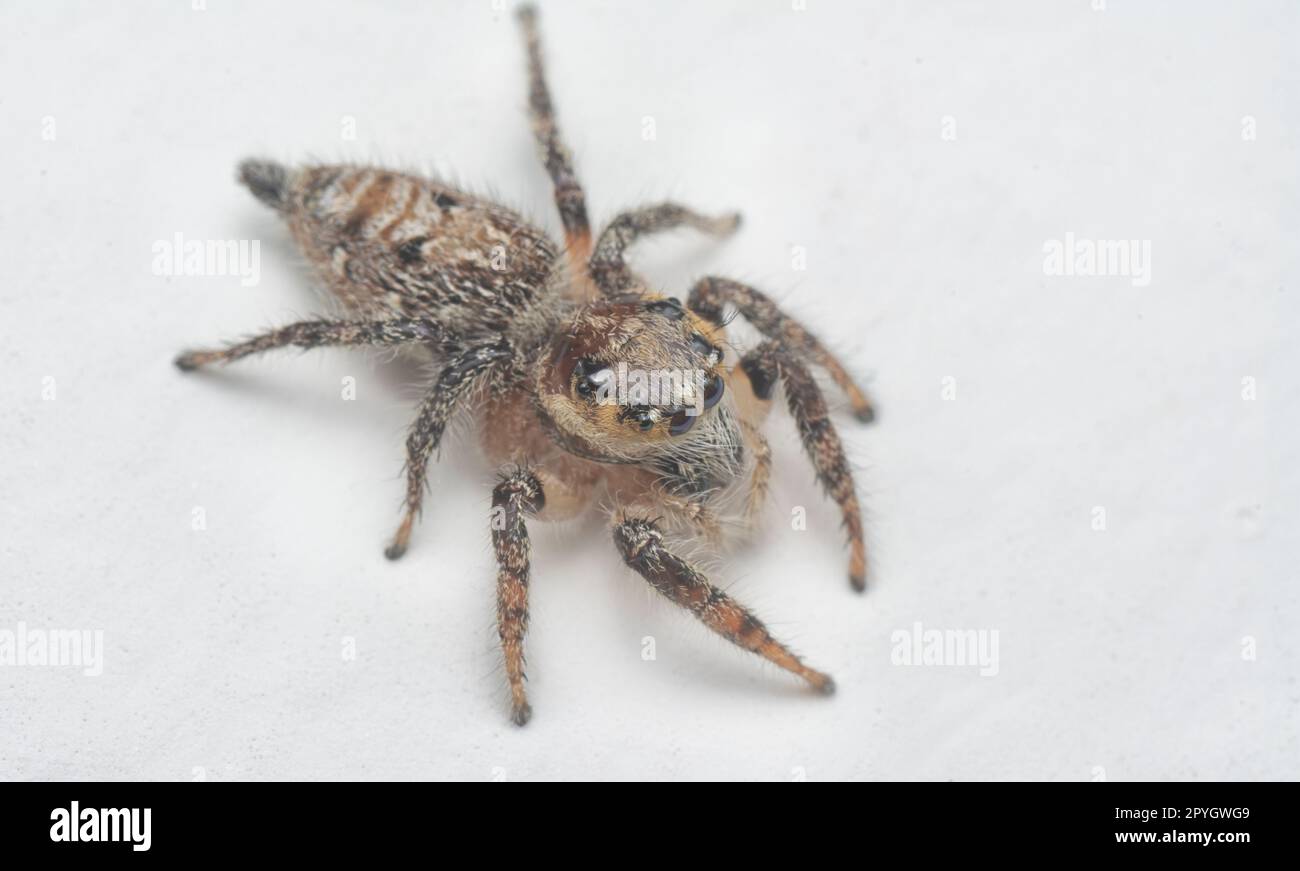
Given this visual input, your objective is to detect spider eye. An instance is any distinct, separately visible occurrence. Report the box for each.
[573,359,614,400]
[669,408,697,436]
[702,373,725,409]
[646,297,686,319]
[618,404,658,431]
[690,333,718,361]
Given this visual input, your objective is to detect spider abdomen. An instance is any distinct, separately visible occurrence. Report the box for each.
[243,162,561,338]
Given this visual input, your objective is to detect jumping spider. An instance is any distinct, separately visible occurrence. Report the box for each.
[175,5,876,726]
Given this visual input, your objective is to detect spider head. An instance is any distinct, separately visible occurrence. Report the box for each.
[534,294,734,463]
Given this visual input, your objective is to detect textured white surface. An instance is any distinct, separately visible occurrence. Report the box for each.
[1,1,1296,781]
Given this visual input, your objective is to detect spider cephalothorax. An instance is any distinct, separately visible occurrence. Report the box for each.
[533,296,734,465]
[175,5,875,726]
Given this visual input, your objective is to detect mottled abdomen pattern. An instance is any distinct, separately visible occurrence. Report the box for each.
[282,166,559,336]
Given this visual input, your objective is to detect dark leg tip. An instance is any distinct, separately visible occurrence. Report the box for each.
[511,703,533,727]
[855,405,876,424]
[174,353,200,372]
[384,542,407,561]
[849,573,867,593]
[817,676,837,696]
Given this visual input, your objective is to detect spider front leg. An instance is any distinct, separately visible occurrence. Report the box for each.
[613,516,835,694]
[689,276,876,423]
[516,5,591,263]
[742,341,868,591]
[174,317,447,370]
[588,203,742,296]
[386,341,512,560]
[491,467,546,726]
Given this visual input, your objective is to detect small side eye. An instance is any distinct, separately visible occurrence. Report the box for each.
[618,405,657,431]
[646,297,685,319]
[702,373,725,409]
[669,409,697,436]
[573,359,613,399]
[690,333,718,362]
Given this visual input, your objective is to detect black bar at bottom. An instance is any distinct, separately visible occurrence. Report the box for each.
[0,784,1286,857]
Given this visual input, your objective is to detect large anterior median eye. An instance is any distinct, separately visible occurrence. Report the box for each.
[668,408,697,436]
[702,373,725,409]
[573,358,614,400]
[669,374,723,436]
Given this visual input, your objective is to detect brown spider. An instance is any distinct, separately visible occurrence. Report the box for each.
[175,5,876,726]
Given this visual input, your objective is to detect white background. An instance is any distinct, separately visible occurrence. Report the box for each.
[1,0,1296,781]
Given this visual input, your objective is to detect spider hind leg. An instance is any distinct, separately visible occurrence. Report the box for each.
[173,317,446,371]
